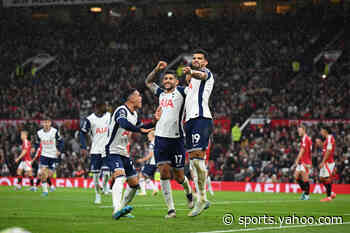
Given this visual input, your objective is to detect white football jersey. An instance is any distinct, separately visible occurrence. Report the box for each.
[147,140,156,165]
[185,67,214,122]
[151,83,186,138]
[81,112,111,156]
[37,127,62,159]
[105,105,138,157]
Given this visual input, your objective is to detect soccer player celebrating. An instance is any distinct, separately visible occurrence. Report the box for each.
[182,49,214,217]
[80,100,111,204]
[32,118,64,196]
[293,124,312,200]
[137,130,159,196]
[105,89,160,220]
[14,131,35,191]
[145,62,193,218]
[318,125,337,202]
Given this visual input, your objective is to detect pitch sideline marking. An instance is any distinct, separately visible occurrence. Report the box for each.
[193,222,350,233]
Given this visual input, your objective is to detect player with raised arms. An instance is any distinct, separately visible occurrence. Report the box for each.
[105,89,160,220]
[80,100,111,204]
[145,62,193,218]
[293,124,312,200]
[32,118,64,196]
[183,49,214,217]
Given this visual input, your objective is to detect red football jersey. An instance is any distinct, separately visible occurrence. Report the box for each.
[323,135,335,163]
[300,135,312,165]
[22,139,32,161]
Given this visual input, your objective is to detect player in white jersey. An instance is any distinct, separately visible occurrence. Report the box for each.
[145,61,194,218]
[105,89,160,220]
[32,119,64,196]
[80,100,111,204]
[137,130,159,196]
[183,49,214,217]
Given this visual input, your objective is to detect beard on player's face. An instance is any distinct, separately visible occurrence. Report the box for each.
[164,82,175,91]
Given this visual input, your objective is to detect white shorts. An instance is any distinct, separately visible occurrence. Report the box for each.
[18,161,32,172]
[296,163,311,174]
[319,162,335,178]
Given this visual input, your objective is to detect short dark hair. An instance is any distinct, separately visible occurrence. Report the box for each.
[320,124,331,133]
[121,88,138,102]
[163,69,177,78]
[95,99,106,108]
[192,49,209,60]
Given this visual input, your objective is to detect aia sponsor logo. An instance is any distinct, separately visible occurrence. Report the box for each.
[160,98,174,108]
[95,127,108,134]
[41,140,54,145]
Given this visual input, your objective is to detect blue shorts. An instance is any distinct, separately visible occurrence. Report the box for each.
[154,136,185,169]
[90,154,109,173]
[107,154,137,178]
[142,164,157,178]
[185,117,213,152]
[39,156,57,171]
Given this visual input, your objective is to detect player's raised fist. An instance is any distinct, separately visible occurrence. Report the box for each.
[156,61,167,71]
[183,66,192,75]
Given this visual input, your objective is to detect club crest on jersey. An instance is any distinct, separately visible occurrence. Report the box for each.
[160,98,174,108]
[96,127,108,134]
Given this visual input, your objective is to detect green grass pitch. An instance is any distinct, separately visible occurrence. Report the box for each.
[0,186,349,233]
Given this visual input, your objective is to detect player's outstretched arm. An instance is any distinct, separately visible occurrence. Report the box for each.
[145,61,167,90]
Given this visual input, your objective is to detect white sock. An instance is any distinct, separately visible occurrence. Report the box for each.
[160,179,175,211]
[181,176,192,195]
[93,173,100,194]
[139,177,146,193]
[193,159,207,203]
[121,184,137,209]
[146,179,158,192]
[112,177,125,213]
[102,171,109,191]
[42,182,48,193]
[190,160,199,199]
[207,176,214,195]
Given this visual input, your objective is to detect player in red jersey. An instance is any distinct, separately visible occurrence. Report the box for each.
[317,125,337,202]
[293,124,312,200]
[14,131,35,191]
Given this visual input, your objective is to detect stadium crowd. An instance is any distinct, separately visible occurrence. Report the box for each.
[1,7,349,184]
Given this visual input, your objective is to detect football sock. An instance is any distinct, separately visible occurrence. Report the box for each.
[121,184,139,208]
[93,173,99,194]
[112,176,125,213]
[29,176,34,186]
[146,178,158,192]
[139,177,146,193]
[304,181,310,195]
[42,181,48,193]
[179,176,192,196]
[17,176,23,186]
[160,179,175,211]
